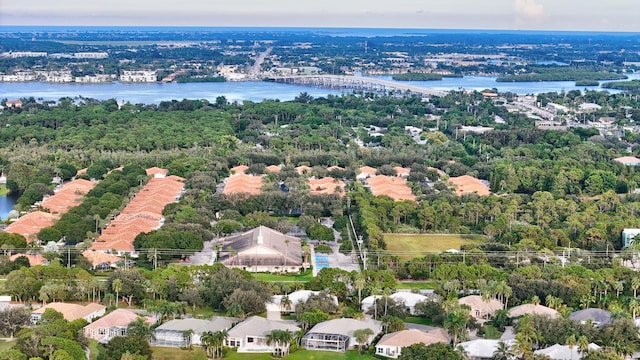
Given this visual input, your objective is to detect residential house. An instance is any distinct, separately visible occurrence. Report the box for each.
[226,316,300,353]
[82,250,123,270]
[265,165,282,173]
[4,211,57,242]
[534,343,601,360]
[219,226,302,273]
[295,165,312,175]
[271,290,338,313]
[458,339,516,360]
[458,295,502,320]
[9,253,47,267]
[31,303,106,324]
[361,291,430,315]
[623,228,640,248]
[507,304,560,319]
[613,156,640,166]
[356,166,377,180]
[222,173,263,195]
[230,165,249,174]
[83,309,150,343]
[366,175,416,202]
[301,318,382,352]
[569,308,612,328]
[448,175,491,196]
[145,167,169,178]
[308,177,345,196]
[375,328,450,359]
[153,317,237,347]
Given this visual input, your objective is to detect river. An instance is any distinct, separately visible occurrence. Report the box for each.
[0,74,637,104]
[0,192,18,220]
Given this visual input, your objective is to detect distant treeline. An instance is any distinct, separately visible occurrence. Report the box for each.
[175,75,226,83]
[601,79,640,91]
[575,80,599,86]
[392,73,463,81]
[497,70,626,82]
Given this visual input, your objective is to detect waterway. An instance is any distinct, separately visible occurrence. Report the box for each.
[0,74,637,105]
[0,193,18,220]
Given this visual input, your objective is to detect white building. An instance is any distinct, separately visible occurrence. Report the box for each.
[120,70,157,83]
[361,291,431,315]
[226,316,300,353]
[271,290,338,313]
[375,328,450,359]
[302,318,382,352]
[153,317,237,347]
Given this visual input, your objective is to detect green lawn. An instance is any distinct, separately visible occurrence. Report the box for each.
[252,271,314,282]
[152,346,208,360]
[404,317,433,326]
[225,349,374,360]
[483,324,503,339]
[396,281,438,290]
[384,233,485,260]
[0,185,8,197]
[0,340,15,351]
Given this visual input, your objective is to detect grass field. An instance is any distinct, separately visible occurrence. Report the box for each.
[0,340,15,351]
[151,348,375,360]
[252,271,314,282]
[0,185,9,197]
[152,346,208,360]
[396,281,438,290]
[225,350,375,359]
[404,317,433,326]
[384,233,485,260]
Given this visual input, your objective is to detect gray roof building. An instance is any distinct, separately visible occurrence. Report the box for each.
[220,226,302,272]
[226,316,301,353]
[302,318,382,352]
[569,308,612,327]
[153,317,238,347]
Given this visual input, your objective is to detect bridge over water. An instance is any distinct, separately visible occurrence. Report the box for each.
[267,75,446,97]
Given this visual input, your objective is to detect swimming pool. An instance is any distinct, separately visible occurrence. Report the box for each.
[315,254,330,270]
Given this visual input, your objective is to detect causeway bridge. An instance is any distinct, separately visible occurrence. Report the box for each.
[266,75,446,97]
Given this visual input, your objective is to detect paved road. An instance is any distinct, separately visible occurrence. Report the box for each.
[249,47,273,79]
[184,240,216,266]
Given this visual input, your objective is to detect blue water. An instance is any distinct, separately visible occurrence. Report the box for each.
[315,254,329,271]
[2,73,636,105]
[0,193,18,220]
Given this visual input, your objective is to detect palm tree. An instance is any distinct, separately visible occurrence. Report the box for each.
[630,299,640,318]
[127,318,155,342]
[492,341,516,360]
[353,328,374,354]
[444,309,469,345]
[382,287,392,317]
[577,335,589,356]
[613,280,625,298]
[200,331,215,358]
[531,295,540,306]
[566,334,577,360]
[266,329,293,357]
[354,273,366,308]
[280,295,292,312]
[212,330,228,358]
[112,278,123,307]
[632,277,640,298]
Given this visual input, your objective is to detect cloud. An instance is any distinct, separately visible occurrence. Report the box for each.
[514,0,544,17]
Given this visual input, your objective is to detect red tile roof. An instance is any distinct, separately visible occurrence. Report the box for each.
[367,175,416,202]
[230,165,249,174]
[308,177,346,196]
[266,165,282,173]
[223,173,263,195]
[81,250,122,267]
[145,167,169,177]
[448,175,491,196]
[4,211,57,241]
[90,169,183,253]
[295,165,312,175]
[9,253,47,266]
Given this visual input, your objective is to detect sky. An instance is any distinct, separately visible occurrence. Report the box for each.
[1,0,639,32]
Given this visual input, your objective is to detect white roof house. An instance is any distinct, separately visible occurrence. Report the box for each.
[219,226,302,273]
[226,316,300,353]
[458,339,516,359]
[534,343,601,359]
[271,290,338,313]
[153,317,238,347]
[375,328,450,359]
[508,304,560,319]
[458,295,503,320]
[569,308,612,328]
[302,318,382,352]
[579,103,602,111]
[613,156,640,166]
[361,292,430,315]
